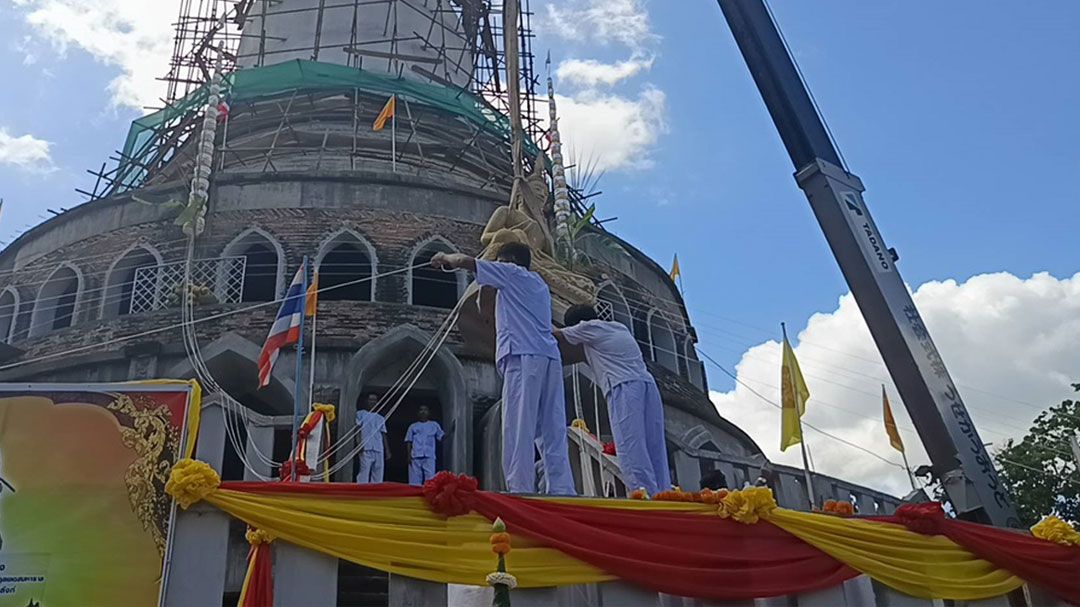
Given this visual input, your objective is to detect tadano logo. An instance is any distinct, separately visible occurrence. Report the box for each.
[841,191,863,216]
[840,191,891,273]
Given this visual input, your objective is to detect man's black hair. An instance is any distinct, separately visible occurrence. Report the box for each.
[564,304,599,327]
[699,469,728,491]
[496,242,532,269]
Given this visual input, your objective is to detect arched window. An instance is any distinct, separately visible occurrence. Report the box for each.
[224,229,283,302]
[317,231,376,302]
[31,265,80,336]
[596,281,633,332]
[409,237,464,309]
[102,245,162,317]
[684,335,705,389]
[647,309,678,372]
[0,288,18,343]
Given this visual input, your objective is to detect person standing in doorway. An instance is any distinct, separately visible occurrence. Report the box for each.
[405,405,445,486]
[554,304,673,495]
[355,393,391,483]
[431,243,576,495]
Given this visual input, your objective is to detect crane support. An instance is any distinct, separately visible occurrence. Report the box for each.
[715,0,1019,527]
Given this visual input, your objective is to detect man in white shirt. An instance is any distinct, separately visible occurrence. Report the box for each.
[431,243,576,495]
[355,393,391,484]
[555,304,672,495]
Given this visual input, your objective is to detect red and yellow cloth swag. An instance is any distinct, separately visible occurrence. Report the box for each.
[165,462,1080,605]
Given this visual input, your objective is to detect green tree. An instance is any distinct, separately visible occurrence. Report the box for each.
[994,383,1080,527]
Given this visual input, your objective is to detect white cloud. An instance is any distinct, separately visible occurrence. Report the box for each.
[545,0,656,51]
[11,0,180,109]
[553,87,667,172]
[542,1,666,173]
[556,56,654,88]
[709,271,1080,497]
[0,128,55,172]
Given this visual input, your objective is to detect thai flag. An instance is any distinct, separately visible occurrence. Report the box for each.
[257,267,306,388]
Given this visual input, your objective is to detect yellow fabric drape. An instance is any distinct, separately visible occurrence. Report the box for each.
[191,479,1027,600]
[206,491,613,588]
[769,509,1023,600]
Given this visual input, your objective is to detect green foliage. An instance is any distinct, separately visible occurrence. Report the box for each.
[567,205,596,241]
[994,384,1080,527]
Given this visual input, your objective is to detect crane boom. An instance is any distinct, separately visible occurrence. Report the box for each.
[715,0,1019,527]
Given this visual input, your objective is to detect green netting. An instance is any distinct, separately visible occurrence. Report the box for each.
[118,60,538,191]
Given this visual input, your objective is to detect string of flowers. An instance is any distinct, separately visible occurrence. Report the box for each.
[820,499,855,517]
[486,518,516,607]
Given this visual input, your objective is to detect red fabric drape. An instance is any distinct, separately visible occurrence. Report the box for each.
[881,507,1080,606]
[240,543,274,607]
[468,491,858,601]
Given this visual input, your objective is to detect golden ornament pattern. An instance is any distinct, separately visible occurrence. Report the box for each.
[107,394,180,558]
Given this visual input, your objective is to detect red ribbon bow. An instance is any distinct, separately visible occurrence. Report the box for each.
[894,502,946,535]
[423,472,479,518]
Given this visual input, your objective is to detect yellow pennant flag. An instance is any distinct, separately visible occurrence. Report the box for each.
[780,335,810,451]
[373,95,396,131]
[305,273,319,317]
[669,254,681,281]
[882,385,905,453]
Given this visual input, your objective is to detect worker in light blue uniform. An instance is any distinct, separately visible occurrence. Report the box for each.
[406,405,445,485]
[431,243,576,495]
[355,393,391,484]
[555,304,672,495]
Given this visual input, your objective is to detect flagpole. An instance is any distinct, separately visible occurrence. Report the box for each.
[289,256,310,482]
[308,289,318,410]
[391,95,397,173]
[901,449,917,491]
[783,322,816,509]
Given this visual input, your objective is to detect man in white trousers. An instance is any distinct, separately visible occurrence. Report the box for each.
[431,243,576,495]
[555,304,672,495]
[355,393,391,483]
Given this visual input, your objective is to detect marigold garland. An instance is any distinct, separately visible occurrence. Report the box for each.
[653,488,730,504]
[1031,516,1080,547]
[822,499,855,517]
[629,488,650,500]
[717,487,776,524]
[165,458,221,509]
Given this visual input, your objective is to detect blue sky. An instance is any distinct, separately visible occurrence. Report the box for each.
[1,0,1077,492]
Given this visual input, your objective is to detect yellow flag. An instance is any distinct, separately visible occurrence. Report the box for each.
[305,273,319,317]
[373,95,396,131]
[883,385,905,453]
[669,254,681,281]
[780,335,810,451]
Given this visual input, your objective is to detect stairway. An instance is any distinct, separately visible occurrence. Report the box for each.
[336,560,389,607]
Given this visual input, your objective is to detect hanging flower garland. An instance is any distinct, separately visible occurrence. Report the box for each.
[486,517,516,607]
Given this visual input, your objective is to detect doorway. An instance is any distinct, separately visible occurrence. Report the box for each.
[357,390,444,484]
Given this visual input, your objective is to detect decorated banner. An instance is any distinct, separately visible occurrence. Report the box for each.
[0,381,200,606]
